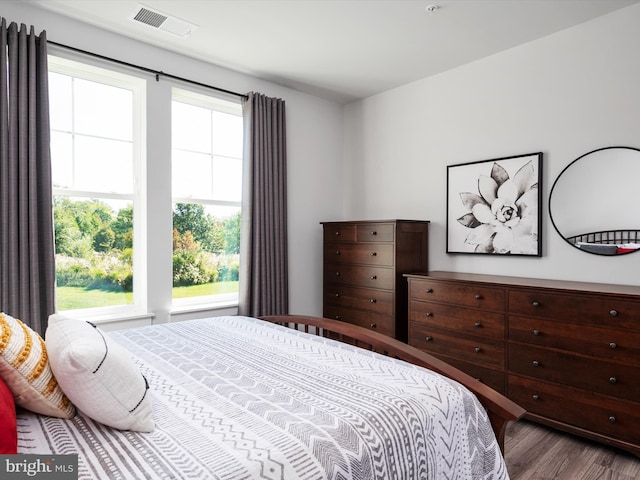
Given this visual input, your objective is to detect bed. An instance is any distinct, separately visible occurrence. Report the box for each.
[13,314,524,479]
[567,229,640,255]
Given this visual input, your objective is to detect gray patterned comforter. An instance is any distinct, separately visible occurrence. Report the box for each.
[18,316,509,479]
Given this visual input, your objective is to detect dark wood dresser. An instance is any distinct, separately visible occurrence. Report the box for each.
[405,271,640,457]
[322,220,429,341]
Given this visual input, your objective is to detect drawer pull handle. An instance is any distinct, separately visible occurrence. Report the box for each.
[370,231,377,236]
[609,376,617,384]
[610,309,618,317]
[532,360,540,367]
[609,342,617,349]
[474,294,482,300]
[335,231,341,236]
[335,250,340,255]
[335,272,341,276]
[335,293,340,298]
[425,336,433,342]
[425,312,433,317]
[474,347,482,353]
[609,416,617,424]
[532,394,540,401]
[474,322,482,328]
[370,323,377,329]
[370,298,377,303]
[425,288,433,294]
[334,315,341,320]
[532,301,540,307]
[369,275,377,280]
[533,329,541,336]
[370,252,377,256]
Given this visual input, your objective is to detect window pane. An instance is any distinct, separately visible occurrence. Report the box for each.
[74,78,133,141]
[211,110,243,157]
[48,72,72,131]
[172,150,212,198]
[54,197,134,311]
[212,156,242,201]
[74,136,133,193]
[51,131,73,189]
[172,101,211,152]
[172,204,240,300]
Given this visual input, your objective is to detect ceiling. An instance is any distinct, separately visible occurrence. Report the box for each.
[24,0,640,104]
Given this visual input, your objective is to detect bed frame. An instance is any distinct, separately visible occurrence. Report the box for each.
[260,315,525,452]
[567,229,640,245]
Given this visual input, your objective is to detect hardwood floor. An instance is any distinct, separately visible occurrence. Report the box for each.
[504,420,640,480]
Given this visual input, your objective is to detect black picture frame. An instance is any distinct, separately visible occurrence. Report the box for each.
[446,152,543,256]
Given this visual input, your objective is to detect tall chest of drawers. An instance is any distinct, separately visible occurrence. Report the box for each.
[322,220,429,341]
[406,271,640,457]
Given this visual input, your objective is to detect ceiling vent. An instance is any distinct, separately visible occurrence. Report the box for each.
[130,5,198,38]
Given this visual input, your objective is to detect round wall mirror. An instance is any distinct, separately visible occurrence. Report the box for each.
[549,146,640,256]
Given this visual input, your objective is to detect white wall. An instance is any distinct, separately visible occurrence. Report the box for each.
[343,3,640,286]
[1,1,344,321]
[4,1,639,325]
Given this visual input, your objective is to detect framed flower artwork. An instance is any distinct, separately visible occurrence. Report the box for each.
[446,152,543,256]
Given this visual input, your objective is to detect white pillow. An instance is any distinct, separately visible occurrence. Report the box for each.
[45,314,154,432]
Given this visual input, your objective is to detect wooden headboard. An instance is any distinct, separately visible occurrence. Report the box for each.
[567,229,640,245]
[566,229,640,254]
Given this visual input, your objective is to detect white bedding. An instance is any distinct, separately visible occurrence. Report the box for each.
[17,316,509,479]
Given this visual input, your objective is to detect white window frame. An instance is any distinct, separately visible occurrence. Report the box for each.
[171,87,243,309]
[48,54,148,320]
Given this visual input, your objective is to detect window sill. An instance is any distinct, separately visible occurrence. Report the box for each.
[170,299,239,315]
[55,300,240,332]
[59,311,155,331]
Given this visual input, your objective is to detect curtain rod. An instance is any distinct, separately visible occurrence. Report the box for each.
[47,40,248,100]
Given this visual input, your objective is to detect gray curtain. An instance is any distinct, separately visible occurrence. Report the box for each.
[0,19,55,335]
[238,92,288,317]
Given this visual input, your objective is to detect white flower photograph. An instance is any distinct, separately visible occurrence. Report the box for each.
[447,153,543,256]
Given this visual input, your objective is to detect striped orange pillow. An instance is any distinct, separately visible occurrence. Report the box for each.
[0,313,75,418]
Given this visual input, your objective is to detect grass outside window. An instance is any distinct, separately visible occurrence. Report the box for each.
[56,281,239,311]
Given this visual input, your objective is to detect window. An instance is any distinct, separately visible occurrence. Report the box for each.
[171,89,243,306]
[49,56,146,316]
[48,55,244,322]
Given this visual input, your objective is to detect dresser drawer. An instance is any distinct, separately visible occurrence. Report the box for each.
[323,306,394,337]
[509,374,640,445]
[409,300,505,340]
[509,315,640,366]
[323,223,356,242]
[410,323,505,369]
[356,223,394,242]
[441,356,505,394]
[324,284,394,316]
[324,243,394,266]
[325,263,394,290]
[508,344,640,402]
[509,290,640,330]
[409,278,505,311]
